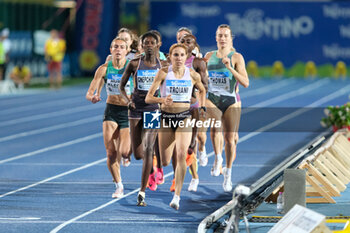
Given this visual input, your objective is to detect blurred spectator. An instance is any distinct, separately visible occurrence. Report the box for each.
[0,28,11,81]
[10,63,31,89]
[44,29,66,89]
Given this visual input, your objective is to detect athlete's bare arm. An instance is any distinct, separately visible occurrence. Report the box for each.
[193,58,208,91]
[86,64,107,103]
[224,52,249,88]
[145,67,171,105]
[119,58,138,106]
[191,69,206,107]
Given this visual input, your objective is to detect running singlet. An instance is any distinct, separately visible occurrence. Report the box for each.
[161,66,193,103]
[207,51,236,98]
[133,57,161,97]
[185,55,195,69]
[105,60,133,95]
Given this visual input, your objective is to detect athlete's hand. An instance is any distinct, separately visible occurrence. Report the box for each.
[222,56,231,69]
[91,95,101,103]
[163,95,173,106]
[128,101,136,110]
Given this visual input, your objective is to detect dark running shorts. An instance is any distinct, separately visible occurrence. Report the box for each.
[208,92,236,114]
[103,103,129,129]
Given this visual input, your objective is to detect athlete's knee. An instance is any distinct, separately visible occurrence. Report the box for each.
[106,150,117,162]
[119,149,129,159]
[144,144,154,157]
[224,133,236,147]
[134,153,143,160]
[133,149,143,160]
[162,159,171,167]
[119,146,130,159]
[176,148,187,162]
[197,133,206,144]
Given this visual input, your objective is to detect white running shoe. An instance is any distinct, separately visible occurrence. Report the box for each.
[211,156,223,177]
[122,157,131,167]
[222,167,233,192]
[198,148,208,167]
[112,185,124,198]
[188,178,199,192]
[169,195,180,210]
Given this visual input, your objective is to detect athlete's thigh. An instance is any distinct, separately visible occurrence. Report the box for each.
[206,98,222,121]
[175,119,192,156]
[158,128,176,165]
[222,102,241,133]
[129,118,143,155]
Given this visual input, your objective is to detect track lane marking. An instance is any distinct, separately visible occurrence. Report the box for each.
[0,133,102,165]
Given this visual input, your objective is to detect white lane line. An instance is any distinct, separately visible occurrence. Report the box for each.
[1,97,85,115]
[0,116,101,143]
[49,188,139,233]
[0,133,102,165]
[0,89,86,105]
[49,84,350,232]
[0,104,103,127]
[49,169,176,233]
[0,158,107,199]
[238,84,350,143]
[0,217,41,220]
[243,78,329,112]
[240,79,295,98]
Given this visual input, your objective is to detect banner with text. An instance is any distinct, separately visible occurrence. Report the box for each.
[150,1,350,66]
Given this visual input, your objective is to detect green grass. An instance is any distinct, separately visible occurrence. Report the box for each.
[28,77,92,88]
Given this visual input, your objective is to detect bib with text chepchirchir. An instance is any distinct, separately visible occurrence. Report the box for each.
[137,70,157,91]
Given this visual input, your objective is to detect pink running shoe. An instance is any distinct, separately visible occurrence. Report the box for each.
[156,168,164,185]
[147,172,157,191]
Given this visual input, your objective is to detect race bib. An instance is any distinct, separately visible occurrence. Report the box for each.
[106,73,131,95]
[166,79,192,102]
[208,71,231,92]
[137,70,157,91]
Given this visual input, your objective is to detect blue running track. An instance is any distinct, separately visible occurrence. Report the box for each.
[0,78,349,233]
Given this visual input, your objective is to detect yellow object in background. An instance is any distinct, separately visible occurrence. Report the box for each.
[45,38,66,62]
[305,61,317,79]
[272,61,285,78]
[247,60,259,78]
[326,218,350,233]
[335,61,347,79]
[12,66,30,80]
